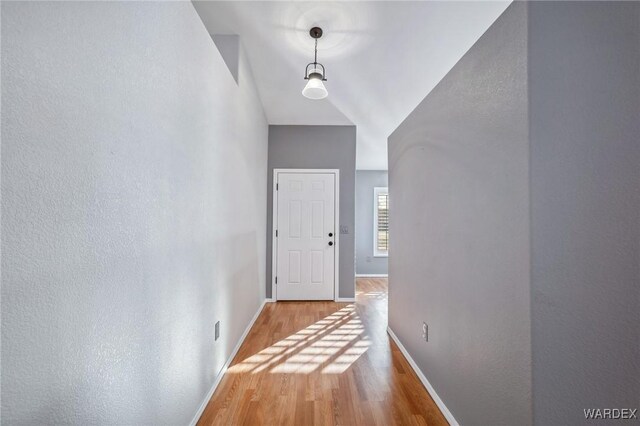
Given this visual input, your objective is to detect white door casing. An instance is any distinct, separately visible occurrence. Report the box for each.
[273,169,339,300]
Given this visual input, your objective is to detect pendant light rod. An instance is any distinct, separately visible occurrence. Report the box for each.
[314,38,318,65]
[310,27,322,69]
[304,27,327,81]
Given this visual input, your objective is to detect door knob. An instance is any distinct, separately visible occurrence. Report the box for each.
[328,232,333,237]
[328,241,334,246]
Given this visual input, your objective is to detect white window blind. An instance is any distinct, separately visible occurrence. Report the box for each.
[373,187,389,257]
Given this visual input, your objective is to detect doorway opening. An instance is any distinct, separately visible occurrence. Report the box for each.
[355,171,389,280]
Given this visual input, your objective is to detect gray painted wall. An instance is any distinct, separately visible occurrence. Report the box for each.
[389,2,639,424]
[529,2,640,424]
[1,2,268,424]
[355,171,388,275]
[267,125,356,299]
[212,35,240,85]
[388,3,532,425]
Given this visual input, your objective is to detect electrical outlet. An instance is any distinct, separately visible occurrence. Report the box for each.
[340,225,349,234]
[422,322,428,342]
[215,321,220,341]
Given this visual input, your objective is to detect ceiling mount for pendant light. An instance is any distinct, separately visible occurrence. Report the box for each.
[302,27,328,100]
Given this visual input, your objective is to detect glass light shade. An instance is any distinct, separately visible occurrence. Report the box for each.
[302,75,328,100]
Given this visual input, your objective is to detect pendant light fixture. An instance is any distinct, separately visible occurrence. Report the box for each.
[302,27,328,100]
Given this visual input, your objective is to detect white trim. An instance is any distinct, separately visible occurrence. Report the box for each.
[272,169,340,302]
[335,297,356,303]
[373,187,389,257]
[355,274,388,278]
[271,170,279,300]
[265,298,276,303]
[333,172,340,302]
[386,327,459,426]
[189,299,268,426]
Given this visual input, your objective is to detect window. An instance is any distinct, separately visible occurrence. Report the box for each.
[373,187,389,257]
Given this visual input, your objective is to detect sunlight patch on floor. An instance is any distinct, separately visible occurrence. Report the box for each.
[227,304,371,375]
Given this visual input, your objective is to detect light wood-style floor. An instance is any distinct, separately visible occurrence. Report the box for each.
[197,278,448,426]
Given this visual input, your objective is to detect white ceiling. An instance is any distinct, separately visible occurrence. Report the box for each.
[193,1,510,170]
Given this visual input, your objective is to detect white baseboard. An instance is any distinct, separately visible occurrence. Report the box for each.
[355,274,388,278]
[387,326,459,426]
[268,297,354,303]
[189,299,268,426]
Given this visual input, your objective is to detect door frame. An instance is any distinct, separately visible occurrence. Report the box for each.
[272,168,340,301]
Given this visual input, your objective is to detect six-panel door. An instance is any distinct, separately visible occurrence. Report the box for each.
[275,172,336,300]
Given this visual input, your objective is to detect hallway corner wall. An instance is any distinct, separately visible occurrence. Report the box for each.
[1,2,268,424]
[388,1,640,424]
[528,2,640,423]
[387,3,532,424]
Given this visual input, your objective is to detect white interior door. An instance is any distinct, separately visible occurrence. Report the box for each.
[275,171,337,300]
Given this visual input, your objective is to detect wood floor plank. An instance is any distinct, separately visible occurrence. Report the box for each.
[197,278,448,426]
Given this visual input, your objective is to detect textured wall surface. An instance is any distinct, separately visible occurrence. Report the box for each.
[1,2,267,424]
[266,125,356,299]
[529,2,640,423]
[388,2,639,424]
[355,170,388,275]
[388,3,532,424]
